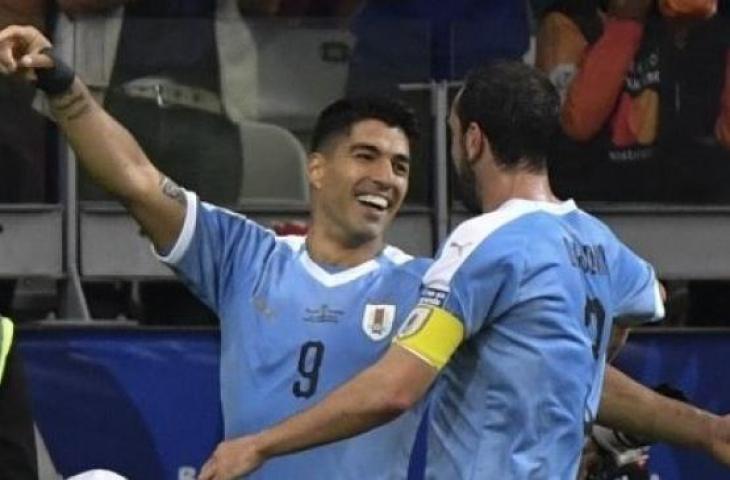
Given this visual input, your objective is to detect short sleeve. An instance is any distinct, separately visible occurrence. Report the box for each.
[611,241,664,325]
[155,191,276,312]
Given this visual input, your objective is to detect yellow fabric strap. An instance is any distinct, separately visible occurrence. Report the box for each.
[0,317,14,384]
[394,306,465,370]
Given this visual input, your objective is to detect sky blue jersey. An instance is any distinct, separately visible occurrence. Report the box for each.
[417,199,663,480]
[158,192,431,479]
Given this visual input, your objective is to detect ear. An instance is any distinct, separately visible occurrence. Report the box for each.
[307,152,326,190]
[464,122,485,165]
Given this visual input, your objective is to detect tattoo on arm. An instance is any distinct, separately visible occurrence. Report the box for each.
[160,176,187,207]
[52,91,91,121]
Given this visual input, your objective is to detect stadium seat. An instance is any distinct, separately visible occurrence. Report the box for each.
[249,20,353,133]
[238,120,309,205]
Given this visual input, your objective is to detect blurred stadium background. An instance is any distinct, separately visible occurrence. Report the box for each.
[1,0,729,478]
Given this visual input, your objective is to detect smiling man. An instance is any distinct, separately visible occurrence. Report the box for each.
[169,99,431,479]
[0,24,431,479]
[3,25,730,480]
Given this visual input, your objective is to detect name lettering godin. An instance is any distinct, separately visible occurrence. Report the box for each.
[563,238,608,276]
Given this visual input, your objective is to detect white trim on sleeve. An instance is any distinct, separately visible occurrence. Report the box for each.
[154,190,199,265]
[652,279,666,322]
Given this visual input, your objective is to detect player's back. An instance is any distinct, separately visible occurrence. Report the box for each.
[423,199,661,480]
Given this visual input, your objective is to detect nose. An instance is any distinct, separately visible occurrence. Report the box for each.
[369,157,398,187]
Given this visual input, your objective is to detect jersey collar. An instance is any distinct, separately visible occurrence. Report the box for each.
[298,248,381,287]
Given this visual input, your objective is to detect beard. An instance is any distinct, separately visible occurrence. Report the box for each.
[454,154,482,215]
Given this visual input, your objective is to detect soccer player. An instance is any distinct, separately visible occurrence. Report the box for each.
[0,24,428,479]
[194,61,672,480]
[2,26,728,480]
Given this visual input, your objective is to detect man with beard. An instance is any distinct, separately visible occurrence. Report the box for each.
[199,61,671,480]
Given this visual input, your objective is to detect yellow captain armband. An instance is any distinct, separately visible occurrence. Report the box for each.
[394,306,464,370]
[0,317,14,384]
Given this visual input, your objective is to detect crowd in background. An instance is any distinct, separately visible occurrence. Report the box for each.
[0,0,728,325]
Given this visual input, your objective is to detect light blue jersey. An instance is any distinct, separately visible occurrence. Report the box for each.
[159,192,430,479]
[418,199,663,480]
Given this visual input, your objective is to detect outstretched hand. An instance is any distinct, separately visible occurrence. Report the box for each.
[0,25,53,81]
[198,436,266,480]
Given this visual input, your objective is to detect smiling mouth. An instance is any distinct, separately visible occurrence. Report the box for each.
[356,194,390,211]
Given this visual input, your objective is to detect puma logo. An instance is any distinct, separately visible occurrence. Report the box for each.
[448,240,473,256]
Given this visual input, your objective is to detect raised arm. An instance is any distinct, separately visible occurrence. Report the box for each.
[0,25,185,252]
[536,1,651,141]
[599,365,730,467]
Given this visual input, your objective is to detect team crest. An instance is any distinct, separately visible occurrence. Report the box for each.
[362,304,396,341]
[397,306,432,339]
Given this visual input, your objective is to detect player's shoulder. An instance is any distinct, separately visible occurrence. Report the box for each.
[566,206,625,250]
[381,245,433,277]
[275,234,306,253]
[432,200,583,276]
[200,199,309,250]
[445,198,572,257]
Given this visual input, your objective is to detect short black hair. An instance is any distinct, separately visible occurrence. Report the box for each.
[456,61,560,172]
[310,97,419,153]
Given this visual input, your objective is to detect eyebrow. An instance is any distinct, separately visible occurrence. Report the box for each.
[350,143,411,164]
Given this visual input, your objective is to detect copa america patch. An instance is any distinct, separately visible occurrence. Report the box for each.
[397,306,432,339]
[419,287,449,307]
[362,304,396,341]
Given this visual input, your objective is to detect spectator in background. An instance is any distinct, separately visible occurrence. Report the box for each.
[536,0,730,203]
[536,0,730,328]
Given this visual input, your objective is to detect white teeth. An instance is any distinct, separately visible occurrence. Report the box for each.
[357,194,389,210]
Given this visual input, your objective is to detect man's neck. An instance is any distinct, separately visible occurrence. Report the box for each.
[481,167,558,212]
[305,225,384,269]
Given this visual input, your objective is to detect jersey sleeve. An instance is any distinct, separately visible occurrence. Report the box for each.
[154,190,277,312]
[394,221,524,369]
[610,241,664,325]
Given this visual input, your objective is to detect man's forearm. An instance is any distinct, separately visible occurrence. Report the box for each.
[253,345,435,460]
[257,360,420,458]
[50,78,160,201]
[599,365,714,450]
[201,344,437,479]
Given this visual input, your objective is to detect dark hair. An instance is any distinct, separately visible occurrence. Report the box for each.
[456,61,560,172]
[310,97,419,153]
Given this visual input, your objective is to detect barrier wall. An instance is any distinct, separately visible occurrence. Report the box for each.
[17,327,730,480]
